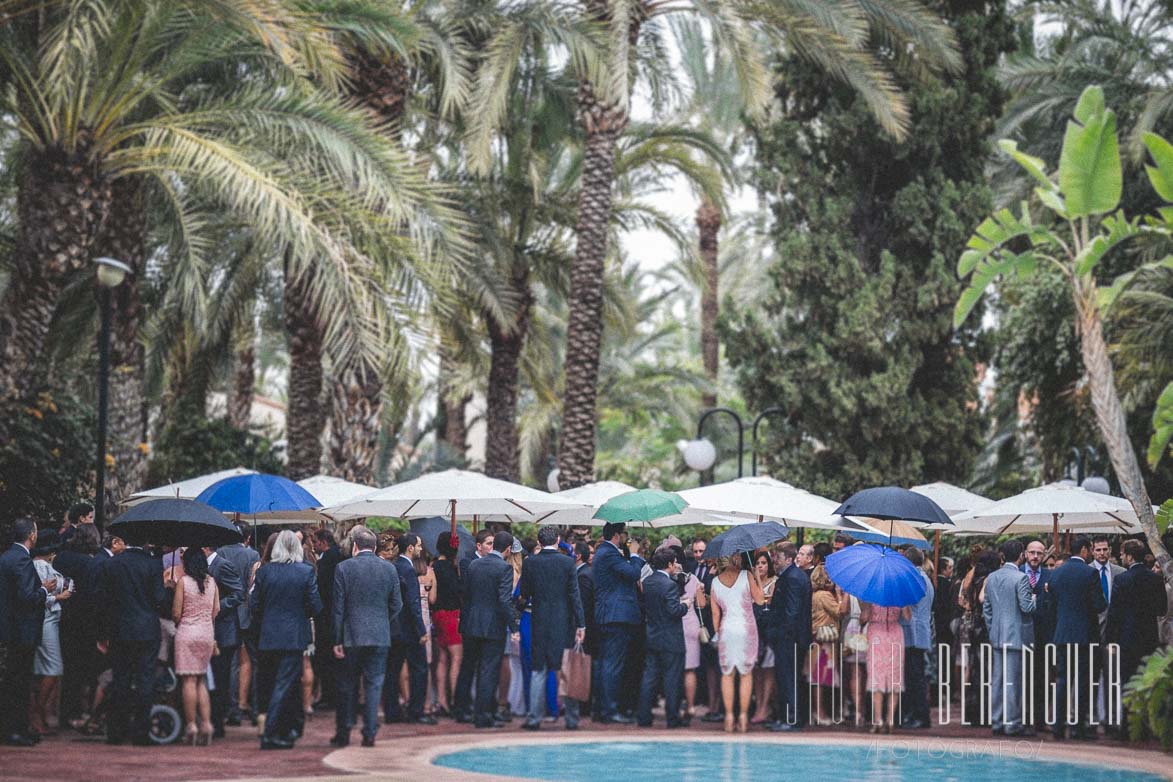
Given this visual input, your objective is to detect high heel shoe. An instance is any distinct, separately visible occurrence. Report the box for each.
[869,723,881,734]
[737,714,749,733]
[185,724,199,746]
[723,713,735,733]
[199,722,213,746]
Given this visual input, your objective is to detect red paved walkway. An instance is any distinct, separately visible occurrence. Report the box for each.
[0,708,1158,782]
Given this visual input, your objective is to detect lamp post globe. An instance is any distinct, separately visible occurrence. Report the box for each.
[681,438,717,473]
[95,256,132,288]
[546,468,561,494]
[1081,475,1111,495]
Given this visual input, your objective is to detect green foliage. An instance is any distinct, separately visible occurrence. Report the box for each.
[1151,382,1173,468]
[1157,499,1173,536]
[723,0,1010,500]
[1124,646,1173,749]
[0,390,95,537]
[147,417,284,488]
[1059,85,1123,217]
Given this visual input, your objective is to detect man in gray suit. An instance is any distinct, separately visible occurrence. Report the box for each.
[203,545,246,737]
[983,539,1036,736]
[330,527,403,748]
[216,524,260,725]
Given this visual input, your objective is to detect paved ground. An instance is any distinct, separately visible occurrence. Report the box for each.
[4,709,1169,782]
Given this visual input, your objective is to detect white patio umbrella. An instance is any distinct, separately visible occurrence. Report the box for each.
[523,481,638,526]
[122,467,257,506]
[679,476,857,529]
[324,470,590,539]
[910,481,995,571]
[950,482,1146,548]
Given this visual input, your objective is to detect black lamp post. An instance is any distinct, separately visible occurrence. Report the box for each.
[93,257,133,530]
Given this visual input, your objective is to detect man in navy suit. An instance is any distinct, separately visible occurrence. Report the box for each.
[0,519,52,746]
[460,531,519,728]
[1048,536,1106,740]
[572,542,597,723]
[453,528,495,722]
[203,545,245,737]
[638,548,690,728]
[384,532,434,724]
[768,542,812,731]
[330,527,402,747]
[312,529,342,709]
[250,531,321,749]
[519,527,584,730]
[1021,539,1053,729]
[99,535,166,745]
[592,521,645,723]
[1106,539,1167,686]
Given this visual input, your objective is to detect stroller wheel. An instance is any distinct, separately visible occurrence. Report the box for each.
[149,704,182,745]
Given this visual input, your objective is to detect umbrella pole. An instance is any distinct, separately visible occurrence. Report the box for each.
[450,502,457,542]
[1052,513,1059,553]
[472,515,478,534]
[933,531,941,576]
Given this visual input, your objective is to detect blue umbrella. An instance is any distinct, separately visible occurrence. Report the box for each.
[703,521,789,560]
[833,486,952,526]
[195,473,320,515]
[110,499,243,547]
[825,544,926,607]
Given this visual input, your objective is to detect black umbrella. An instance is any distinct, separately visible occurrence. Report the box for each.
[833,486,953,526]
[410,516,474,561]
[704,521,789,560]
[110,499,243,548]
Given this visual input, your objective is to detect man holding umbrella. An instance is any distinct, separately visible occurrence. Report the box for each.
[592,522,645,724]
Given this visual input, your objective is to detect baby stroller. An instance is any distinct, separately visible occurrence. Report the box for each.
[147,618,183,744]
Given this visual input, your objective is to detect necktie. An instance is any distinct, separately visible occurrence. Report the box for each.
[1100,565,1109,602]
[1029,569,1038,588]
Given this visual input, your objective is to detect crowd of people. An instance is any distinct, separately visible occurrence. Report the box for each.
[1,506,1170,750]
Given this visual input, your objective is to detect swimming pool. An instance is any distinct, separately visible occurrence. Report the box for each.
[432,740,1167,782]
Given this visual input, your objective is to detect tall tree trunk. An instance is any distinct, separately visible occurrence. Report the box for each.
[326,364,382,484]
[697,197,721,409]
[556,82,627,489]
[98,179,148,507]
[485,284,532,482]
[1,140,110,404]
[1075,286,1173,582]
[284,267,325,480]
[557,2,643,489]
[436,345,469,460]
[317,44,411,482]
[228,324,255,431]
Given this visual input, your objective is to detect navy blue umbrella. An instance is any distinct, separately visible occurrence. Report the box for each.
[703,521,789,560]
[196,473,319,515]
[833,486,952,526]
[825,544,926,607]
[110,499,243,547]
[410,517,474,562]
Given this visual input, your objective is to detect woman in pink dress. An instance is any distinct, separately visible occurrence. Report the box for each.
[710,553,766,733]
[861,601,911,733]
[172,547,219,745]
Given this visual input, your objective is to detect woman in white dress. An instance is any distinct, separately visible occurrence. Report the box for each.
[710,553,766,733]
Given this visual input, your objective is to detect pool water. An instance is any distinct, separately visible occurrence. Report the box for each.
[433,741,1167,782]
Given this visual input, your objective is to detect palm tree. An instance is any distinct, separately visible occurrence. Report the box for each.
[552,0,962,487]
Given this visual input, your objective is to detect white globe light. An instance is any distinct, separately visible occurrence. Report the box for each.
[682,438,717,472]
[1081,475,1111,495]
[1058,478,1078,488]
[546,469,561,493]
[95,256,132,288]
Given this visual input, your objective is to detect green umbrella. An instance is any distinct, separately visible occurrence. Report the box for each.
[593,489,688,524]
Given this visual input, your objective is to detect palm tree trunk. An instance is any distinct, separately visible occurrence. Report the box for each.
[97,179,148,506]
[557,82,627,489]
[228,327,255,431]
[284,266,325,480]
[0,142,110,404]
[436,347,469,460]
[697,198,721,409]
[485,285,532,482]
[326,364,382,484]
[1075,286,1173,582]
